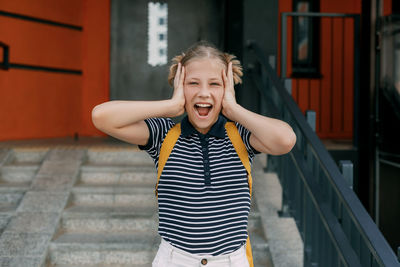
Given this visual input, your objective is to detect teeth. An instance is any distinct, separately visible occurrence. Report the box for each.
[196,104,212,108]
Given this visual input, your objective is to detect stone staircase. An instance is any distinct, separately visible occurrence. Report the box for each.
[48,149,159,267]
[0,147,273,267]
[0,148,49,233]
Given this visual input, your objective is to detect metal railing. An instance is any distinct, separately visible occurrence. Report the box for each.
[246,41,400,267]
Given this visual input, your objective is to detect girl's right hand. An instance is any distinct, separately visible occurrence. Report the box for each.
[171,63,186,116]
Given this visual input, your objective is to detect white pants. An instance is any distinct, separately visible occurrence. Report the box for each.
[152,239,250,267]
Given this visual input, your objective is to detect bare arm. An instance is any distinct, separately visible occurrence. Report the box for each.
[222,63,296,155]
[92,64,186,145]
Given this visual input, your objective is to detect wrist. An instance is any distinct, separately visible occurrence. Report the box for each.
[167,98,185,117]
[222,102,241,121]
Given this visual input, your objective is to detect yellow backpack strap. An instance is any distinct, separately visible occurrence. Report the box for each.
[245,235,254,267]
[225,121,254,267]
[225,122,253,196]
[156,123,181,197]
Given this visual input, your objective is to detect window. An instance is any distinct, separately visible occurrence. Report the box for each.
[148,2,168,66]
[381,16,400,118]
[292,0,320,78]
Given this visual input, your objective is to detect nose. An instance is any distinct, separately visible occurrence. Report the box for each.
[198,84,211,98]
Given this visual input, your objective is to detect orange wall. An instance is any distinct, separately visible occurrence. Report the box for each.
[80,0,110,136]
[0,0,84,25]
[0,16,82,70]
[279,0,361,139]
[0,0,109,140]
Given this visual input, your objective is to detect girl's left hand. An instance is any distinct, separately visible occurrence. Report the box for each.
[222,62,238,118]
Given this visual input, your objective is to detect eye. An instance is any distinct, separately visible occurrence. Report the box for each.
[187,81,198,85]
[210,82,221,86]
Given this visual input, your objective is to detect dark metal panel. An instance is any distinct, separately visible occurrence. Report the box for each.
[241,0,278,113]
[110,0,224,101]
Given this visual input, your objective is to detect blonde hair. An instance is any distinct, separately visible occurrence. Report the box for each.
[168,41,243,87]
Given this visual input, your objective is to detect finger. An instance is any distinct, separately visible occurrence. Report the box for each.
[179,66,185,88]
[222,68,228,88]
[176,63,182,85]
[228,62,234,85]
[174,63,181,88]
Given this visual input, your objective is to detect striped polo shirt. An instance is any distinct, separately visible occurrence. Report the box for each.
[139,115,259,256]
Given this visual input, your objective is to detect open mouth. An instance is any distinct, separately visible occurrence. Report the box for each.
[194,103,213,117]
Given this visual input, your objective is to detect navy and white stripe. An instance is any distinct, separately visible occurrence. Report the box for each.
[139,115,259,256]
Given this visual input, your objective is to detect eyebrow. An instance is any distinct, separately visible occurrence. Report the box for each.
[186,77,222,81]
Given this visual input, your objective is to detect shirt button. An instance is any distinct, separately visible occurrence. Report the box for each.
[205,172,210,176]
[202,148,207,152]
[201,258,208,265]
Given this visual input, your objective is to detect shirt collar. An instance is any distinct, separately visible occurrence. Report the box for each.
[181,115,227,139]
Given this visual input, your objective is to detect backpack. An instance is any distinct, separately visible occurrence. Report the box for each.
[155,121,254,267]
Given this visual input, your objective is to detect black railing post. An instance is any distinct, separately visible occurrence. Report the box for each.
[278,153,291,218]
[398,246,400,262]
[281,13,288,79]
[261,57,271,172]
[339,160,354,190]
[306,110,316,132]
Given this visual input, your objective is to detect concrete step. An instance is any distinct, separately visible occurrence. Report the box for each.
[0,205,19,213]
[249,228,269,251]
[0,187,25,215]
[0,183,30,191]
[249,230,273,267]
[248,211,262,232]
[0,149,11,166]
[7,148,49,164]
[70,185,156,207]
[248,208,274,267]
[0,164,40,183]
[60,207,157,234]
[253,250,274,267]
[64,205,156,215]
[48,233,159,266]
[0,214,12,234]
[0,192,24,206]
[79,165,156,186]
[86,149,153,166]
[0,181,31,215]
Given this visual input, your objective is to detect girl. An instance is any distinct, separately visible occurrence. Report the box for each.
[92,41,296,267]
